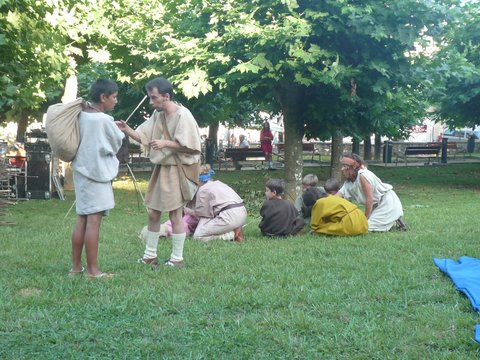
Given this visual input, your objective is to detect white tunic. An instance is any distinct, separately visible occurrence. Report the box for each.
[72,112,124,215]
[340,168,403,231]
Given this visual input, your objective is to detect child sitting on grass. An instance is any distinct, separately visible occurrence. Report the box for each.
[294,174,326,228]
[324,177,340,195]
[259,179,304,237]
[303,178,368,236]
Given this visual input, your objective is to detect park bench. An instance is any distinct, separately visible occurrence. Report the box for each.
[276,142,320,162]
[126,143,152,170]
[219,147,265,170]
[443,141,466,159]
[396,143,441,166]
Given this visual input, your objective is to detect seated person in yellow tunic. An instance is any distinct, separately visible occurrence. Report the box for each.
[302,182,368,236]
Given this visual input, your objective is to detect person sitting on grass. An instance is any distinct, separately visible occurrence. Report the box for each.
[190,165,246,241]
[303,180,368,236]
[259,178,304,237]
[324,177,340,195]
[294,174,326,228]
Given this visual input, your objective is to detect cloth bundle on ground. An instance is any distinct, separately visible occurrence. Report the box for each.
[45,98,87,162]
[433,256,480,343]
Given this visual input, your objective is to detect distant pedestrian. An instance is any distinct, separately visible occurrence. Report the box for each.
[229,133,237,148]
[260,122,274,170]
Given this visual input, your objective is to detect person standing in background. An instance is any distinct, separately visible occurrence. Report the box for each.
[260,121,275,170]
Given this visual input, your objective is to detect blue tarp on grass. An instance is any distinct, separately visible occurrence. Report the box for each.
[433,256,480,343]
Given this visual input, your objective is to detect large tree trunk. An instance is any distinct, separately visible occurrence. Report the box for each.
[374,133,382,161]
[330,131,343,181]
[363,135,372,160]
[208,122,219,144]
[16,114,29,142]
[275,81,303,203]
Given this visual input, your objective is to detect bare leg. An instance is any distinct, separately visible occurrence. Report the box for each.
[71,215,87,272]
[147,208,161,232]
[170,207,185,234]
[84,212,103,276]
[266,152,273,169]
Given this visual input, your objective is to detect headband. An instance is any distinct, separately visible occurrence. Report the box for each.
[340,157,357,167]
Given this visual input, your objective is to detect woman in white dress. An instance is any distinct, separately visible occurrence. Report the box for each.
[337,153,407,232]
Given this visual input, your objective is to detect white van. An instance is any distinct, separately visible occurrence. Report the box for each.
[440,127,480,141]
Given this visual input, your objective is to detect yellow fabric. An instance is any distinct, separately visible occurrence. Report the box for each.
[310,195,368,236]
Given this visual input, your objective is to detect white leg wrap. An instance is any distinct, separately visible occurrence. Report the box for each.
[158,223,168,237]
[170,233,186,261]
[138,226,148,242]
[219,231,234,241]
[143,230,160,259]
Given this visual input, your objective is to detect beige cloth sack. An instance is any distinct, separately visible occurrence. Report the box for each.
[45,98,86,162]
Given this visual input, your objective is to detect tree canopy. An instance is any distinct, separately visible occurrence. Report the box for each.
[1,0,476,196]
[429,0,480,129]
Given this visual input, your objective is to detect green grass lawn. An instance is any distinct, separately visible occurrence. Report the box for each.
[1,163,480,359]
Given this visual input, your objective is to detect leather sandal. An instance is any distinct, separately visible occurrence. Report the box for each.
[164,259,184,268]
[137,257,159,265]
[68,267,85,277]
[86,272,115,279]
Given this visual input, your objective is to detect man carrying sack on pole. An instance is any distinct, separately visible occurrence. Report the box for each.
[116,77,201,268]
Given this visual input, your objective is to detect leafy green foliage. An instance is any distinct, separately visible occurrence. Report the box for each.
[0,0,72,122]
[428,1,480,129]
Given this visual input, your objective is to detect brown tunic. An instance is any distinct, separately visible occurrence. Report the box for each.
[259,198,304,237]
[137,106,201,211]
